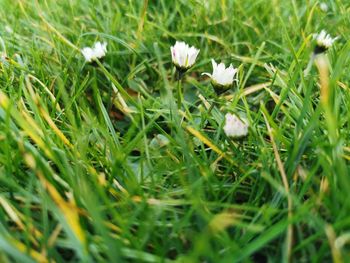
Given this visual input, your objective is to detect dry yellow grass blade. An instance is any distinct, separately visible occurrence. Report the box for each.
[112,91,137,120]
[136,0,149,41]
[337,81,348,90]
[11,238,48,263]
[20,126,52,158]
[39,106,73,148]
[132,196,161,205]
[315,55,330,107]
[209,212,237,233]
[325,224,343,263]
[342,154,350,161]
[315,54,338,144]
[47,224,63,248]
[37,173,86,245]
[262,112,293,263]
[0,189,46,261]
[263,87,281,105]
[0,91,54,159]
[224,81,272,101]
[113,178,128,195]
[198,94,211,110]
[85,164,127,199]
[24,75,40,105]
[186,126,241,171]
[0,91,10,109]
[38,13,80,52]
[25,154,86,246]
[0,196,42,244]
[263,87,295,119]
[1,92,115,202]
[104,222,122,234]
[17,0,30,19]
[23,77,73,148]
[0,196,25,230]
[132,196,189,207]
[343,147,350,160]
[186,126,225,158]
[19,100,45,137]
[27,74,62,111]
[165,149,181,164]
[343,146,350,153]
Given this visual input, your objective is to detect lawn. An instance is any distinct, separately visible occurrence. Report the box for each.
[0,0,350,262]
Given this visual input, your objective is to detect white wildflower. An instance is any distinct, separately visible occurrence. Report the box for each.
[314,30,337,51]
[5,25,13,34]
[203,59,238,87]
[319,3,328,12]
[81,41,107,63]
[170,41,200,70]
[223,113,249,138]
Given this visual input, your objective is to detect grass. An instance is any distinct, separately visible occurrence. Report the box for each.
[0,0,350,262]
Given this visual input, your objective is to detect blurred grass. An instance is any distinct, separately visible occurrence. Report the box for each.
[0,0,350,262]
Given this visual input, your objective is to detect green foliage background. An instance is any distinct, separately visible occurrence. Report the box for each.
[0,0,350,262]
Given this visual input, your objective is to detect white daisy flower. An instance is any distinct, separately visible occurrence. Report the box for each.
[319,3,328,12]
[5,25,13,34]
[81,41,107,63]
[170,41,200,70]
[314,30,337,52]
[223,113,249,138]
[202,59,238,93]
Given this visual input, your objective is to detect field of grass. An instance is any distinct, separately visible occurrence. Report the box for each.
[1,0,350,262]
